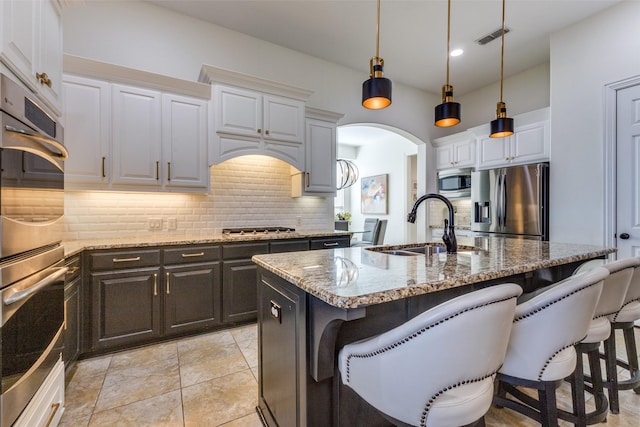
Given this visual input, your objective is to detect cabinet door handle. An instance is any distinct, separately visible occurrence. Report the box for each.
[265,129,270,135]
[181,252,204,258]
[167,162,171,181]
[36,72,52,88]
[113,256,141,263]
[156,161,160,180]
[45,402,61,427]
[64,300,68,331]
[324,242,340,247]
[257,128,262,134]
[102,156,106,178]
[305,172,310,188]
[153,273,158,296]
[166,272,170,294]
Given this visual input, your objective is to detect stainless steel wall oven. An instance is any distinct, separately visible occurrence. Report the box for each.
[0,73,68,426]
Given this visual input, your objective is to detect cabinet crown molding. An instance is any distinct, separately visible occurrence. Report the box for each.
[305,107,344,123]
[63,54,211,99]
[199,64,313,101]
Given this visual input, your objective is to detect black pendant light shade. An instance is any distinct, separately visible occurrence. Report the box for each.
[435,85,461,127]
[362,61,392,109]
[362,0,391,110]
[490,102,514,138]
[489,0,513,138]
[434,0,461,127]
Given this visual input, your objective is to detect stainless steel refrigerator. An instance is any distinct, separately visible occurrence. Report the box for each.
[471,162,549,240]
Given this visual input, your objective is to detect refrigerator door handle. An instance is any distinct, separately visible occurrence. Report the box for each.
[495,172,503,228]
[502,172,508,226]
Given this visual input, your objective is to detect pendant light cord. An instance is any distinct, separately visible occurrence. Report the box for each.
[375,0,381,60]
[446,0,451,87]
[499,0,506,103]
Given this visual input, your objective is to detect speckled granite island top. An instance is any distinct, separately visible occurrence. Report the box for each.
[251,237,616,309]
[62,230,351,257]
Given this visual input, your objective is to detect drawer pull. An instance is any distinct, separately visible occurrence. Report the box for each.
[113,256,141,263]
[323,242,340,247]
[45,402,61,427]
[181,252,205,258]
[270,300,282,323]
[166,272,170,294]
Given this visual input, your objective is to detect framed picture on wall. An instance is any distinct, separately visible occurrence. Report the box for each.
[361,174,388,214]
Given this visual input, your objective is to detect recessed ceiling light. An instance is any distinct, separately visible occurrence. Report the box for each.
[450,49,463,57]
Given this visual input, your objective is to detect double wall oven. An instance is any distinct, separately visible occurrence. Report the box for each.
[0,74,68,426]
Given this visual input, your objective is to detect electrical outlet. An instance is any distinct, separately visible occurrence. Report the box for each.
[167,218,177,230]
[149,218,162,230]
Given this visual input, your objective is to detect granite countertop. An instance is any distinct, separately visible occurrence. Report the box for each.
[62,230,352,258]
[251,237,616,309]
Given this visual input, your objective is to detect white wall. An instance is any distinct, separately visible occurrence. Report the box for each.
[550,1,640,245]
[346,134,418,246]
[62,1,438,144]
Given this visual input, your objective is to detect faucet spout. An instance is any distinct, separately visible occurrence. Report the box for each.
[407,193,457,253]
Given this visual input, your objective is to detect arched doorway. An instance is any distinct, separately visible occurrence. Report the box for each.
[336,123,426,245]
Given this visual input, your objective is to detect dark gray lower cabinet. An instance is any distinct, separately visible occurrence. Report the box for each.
[258,269,307,427]
[222,243,269,324]
[164,262,221,336]
[91,267,162,351]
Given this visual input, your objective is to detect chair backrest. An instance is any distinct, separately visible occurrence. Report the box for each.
[499,267,608,382]
[360,218,378,243]
[622,256,640,305]
[338,283,522,426]
[372,220,387,245]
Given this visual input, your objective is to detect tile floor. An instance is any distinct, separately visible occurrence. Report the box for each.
[60,325,640,427]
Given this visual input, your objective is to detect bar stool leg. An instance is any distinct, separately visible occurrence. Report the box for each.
[570,351,587,427]
[604,333,620,414]
[539,382,560,427]
[622,325,640,392]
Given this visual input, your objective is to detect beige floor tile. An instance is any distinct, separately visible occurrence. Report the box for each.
[59,414,91,427]
[94,353,180,412]
[182,369,258,427]
[68,355,112,382]
[60,359,110,422]
[237,337,258,368]
[219,412,264,427]
[177,330,236,366]
[230,324,257,343]
[179,334,249,387]
[89,390,183,427]
[109,341,178,371]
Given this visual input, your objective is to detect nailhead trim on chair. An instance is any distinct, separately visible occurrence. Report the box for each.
[611,297,640,322]
[419,372,496,427]
[344,296,515,381]
[343,296,515,427]
[511,282,600,380]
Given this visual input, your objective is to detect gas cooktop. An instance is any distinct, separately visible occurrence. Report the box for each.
[222,227,296,236]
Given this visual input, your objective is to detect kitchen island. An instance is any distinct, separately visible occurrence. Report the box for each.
[252,237,615,427]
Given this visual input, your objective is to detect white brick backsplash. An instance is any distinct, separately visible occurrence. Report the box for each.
[63,155,333,240]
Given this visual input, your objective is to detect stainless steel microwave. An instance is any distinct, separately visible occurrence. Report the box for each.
[438,168,472,198]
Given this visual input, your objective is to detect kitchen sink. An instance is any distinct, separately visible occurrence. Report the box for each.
[366,243,481,256]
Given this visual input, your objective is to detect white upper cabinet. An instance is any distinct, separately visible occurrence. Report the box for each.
[0,0,63,115]
[111,84,163,186]
[435,139,476,170]
[477,120,549,169]
[162,93,209,189]
[62,75,111,185]
[215,85,304,143]
[432,131,477,171]
[291,108,343,197]
[62,56,211,193]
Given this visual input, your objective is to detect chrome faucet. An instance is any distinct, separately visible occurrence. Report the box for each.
[407,193,457,254]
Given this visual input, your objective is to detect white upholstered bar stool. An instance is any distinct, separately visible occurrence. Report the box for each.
[493,267,608,427]
[566,257,637,425]
[338,283,522,427]
[603,256,640,413]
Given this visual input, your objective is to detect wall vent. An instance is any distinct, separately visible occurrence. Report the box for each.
[475,27,511,45]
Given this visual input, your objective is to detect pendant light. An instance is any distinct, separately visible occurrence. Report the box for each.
[434,0,461,127]
[337,159,359,190]
[362,0,392,109]
[489,0,514,138]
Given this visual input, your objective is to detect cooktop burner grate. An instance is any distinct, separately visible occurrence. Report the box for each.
[222,227,296,235]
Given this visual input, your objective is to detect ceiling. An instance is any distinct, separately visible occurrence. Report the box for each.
[146,0,621,96]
